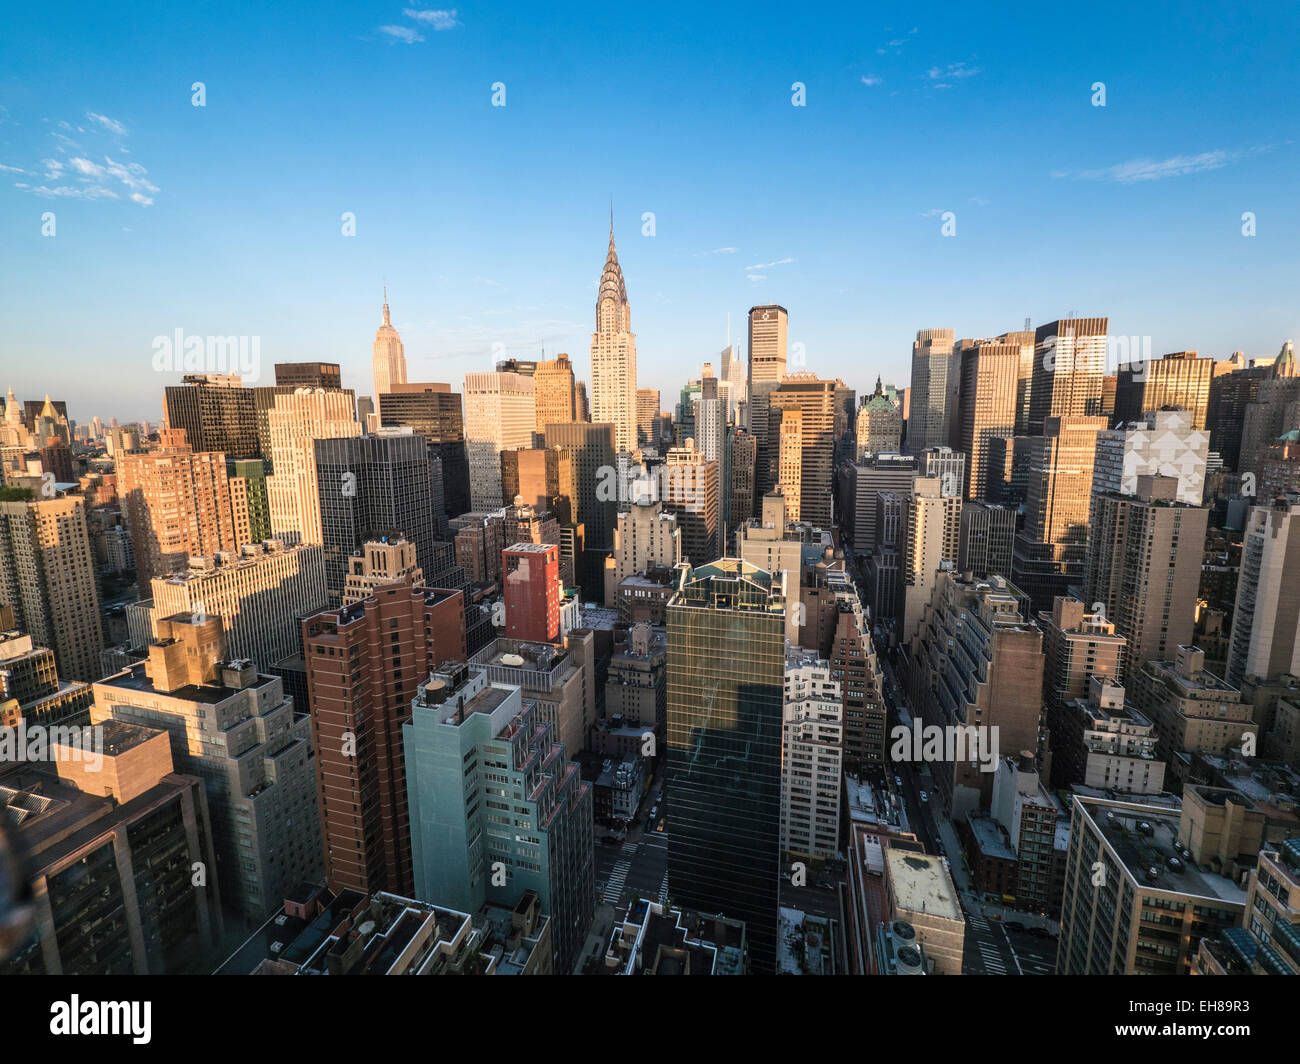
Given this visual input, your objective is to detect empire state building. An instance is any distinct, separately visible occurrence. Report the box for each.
[372,286,408,399]
[590,218,637,452]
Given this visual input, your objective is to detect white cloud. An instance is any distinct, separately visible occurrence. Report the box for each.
[86,111,128,136]
[27,184,119,201]
[926,62,980,81]
[378,24,424,43]
[404,7,460,30]
[0,163,26,173]
[706,247,738,255]
[860,75,883,87]
[1058,150,1238,184]
[744,257,794,270]
[746,273,766,282]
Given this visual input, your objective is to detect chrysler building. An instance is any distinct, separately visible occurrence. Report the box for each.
[590,217,637,452]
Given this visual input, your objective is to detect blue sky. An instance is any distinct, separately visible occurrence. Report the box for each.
[2,1,1297,424]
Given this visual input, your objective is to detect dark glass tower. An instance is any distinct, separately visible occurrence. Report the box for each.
[666,559,786,973]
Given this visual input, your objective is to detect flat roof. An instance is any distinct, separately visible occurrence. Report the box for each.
[884,849,962,922]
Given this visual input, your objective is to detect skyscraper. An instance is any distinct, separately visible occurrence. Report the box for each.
[546,421,616,551]
[1028,318,1108,434]
[371,286,408,400]
[377,382,472,520]
[1113,350,1214,430]
[667,560,787,974]
[590,220,637,452]
[1227,495,1300,686]
[956,339,1019,500]
[856,377,903,458]
[906,327,956,454]
[265,388,362,546]
[769,373,839,528]
[303,576,466,897]
[464,371,535,510]
[163,374,259,458]
[533,354,577,434]
[636,388,660,449]
[503,542,561,643]
[0,494,104,683]
[119,431,239,588]
[747,305,789,496]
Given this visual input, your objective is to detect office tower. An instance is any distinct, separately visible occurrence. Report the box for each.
[1091,409,1209,507]
[906,327,957,454]
[1039,596,1127,715]
[737,490,803,596]
[1113,350,1214,429]
[780,647,843,861]
[956,339,1019,499]
[1238,342,1300,480]
[265,388,362,545]
[957,501,1016,578]
[895,476,962,645]
[253,381,348,465]
[1260,433,1300,500]
[575,381,591,422]
[0,722,222,975]
[1085,474,1208,670]
[769,373,838,528]
[838,452,919,555]
[882,848,965,975]
[1052,677,1164,793]
[546,421,616,550]
[404,663,595,974]
[533,354,577,434]
[342,535,422,605]
[1207,356,1273,472]
[1227,496,1300,686]
[451,512,506,585]
[1028,318,1108,434]
[991,329,1038,436]
[728,428,757,531]
[303,577,466,897]
[226,457,271,546]
[378,382,472,519]
[148,540,328,668]
[501,447,565,515]
[774,406,803,520]
[274,362,343,389]
[603,621,665,735]
[1129,645,1256,766]
[986,434,1034,505]
[119,433,237,587]
[372,287,408,400]
[464,371,535,510]
[827,574,886,768]
[162,374,259,458]
[313,432,446,602]
[589,221,638,453]
[94,615,324,920]
[604,490,681,604]
[636,388,660,448]
[866,491,903,625]
[856,376,902,458]
[0,494,104,683]
[908,571,1045,817]
[1058,794,1247,974]
[667,560,786,973]
[661,439,720,565]
[1012,415,1107,614]
[747,305,789,495]
[503,542,561,643]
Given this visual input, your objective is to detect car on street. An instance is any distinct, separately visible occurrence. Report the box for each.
[1003,920,1025,932]
[919,790,929,803]
[1028,926,1056,939]
[894,776,903,788]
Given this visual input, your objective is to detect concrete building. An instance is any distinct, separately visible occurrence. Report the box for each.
[603,486,681,605]
[464,371,535,510]
[957,501,1016,580]
[989,752,1067,909]
[120,433,239,588]
[1028,317,1108,435]
[1057,794,1247,974]
[1113,350,1214,431]
[533,354,577,434]
[302,577,466,897]
[274,362,342,390]
[603,898,747,975]
[956,338,1019,500]
[1091,408,1209,507]
[92,615,323,921]
[163,374,258,459]
[838,452,919,555]
[1054,677,1165,793]
[0,723,222,975]
[855,376,902,458]
[769,373,840,528]
[503,541,561,644]
[0,630,93,728]
[882,848,964,975]
[781,647,843,861]
[264,388,362,546]
[404,662,595,974]
[747,305,788,497]
[660,439,719,566]
[589,223,638,453]
[341,535,423,605]
[907,328,957,456]
[377,382,471,520]
[1085,474,1208,671]
[0,494,104,683]
[1130,645,1257,768]
[1228,496,1300,687]
[896,476,961,647]
[147,539,328,670]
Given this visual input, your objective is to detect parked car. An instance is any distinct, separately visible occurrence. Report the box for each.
[919,790,929,803]
[1028,926,1056,939]
[894,776,903,789]
[1004,920,1025,932]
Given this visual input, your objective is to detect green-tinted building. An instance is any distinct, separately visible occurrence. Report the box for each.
[666,559,787,973]
[227,457,270,544]
[404,662,595,974]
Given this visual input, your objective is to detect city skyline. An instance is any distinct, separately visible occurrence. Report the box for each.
[3,2,1299,422]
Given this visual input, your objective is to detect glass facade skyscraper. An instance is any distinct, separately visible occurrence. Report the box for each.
[666,559,786,973]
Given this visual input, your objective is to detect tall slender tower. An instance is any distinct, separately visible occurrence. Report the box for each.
[372,286,408,400]
[590,217,637,452]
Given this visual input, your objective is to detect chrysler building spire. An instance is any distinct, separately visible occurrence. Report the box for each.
[590,217,637,452]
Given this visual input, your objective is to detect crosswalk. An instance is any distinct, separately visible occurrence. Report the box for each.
[602,859,631,904]
[976,941,1007,974]
[656,873,669,906]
